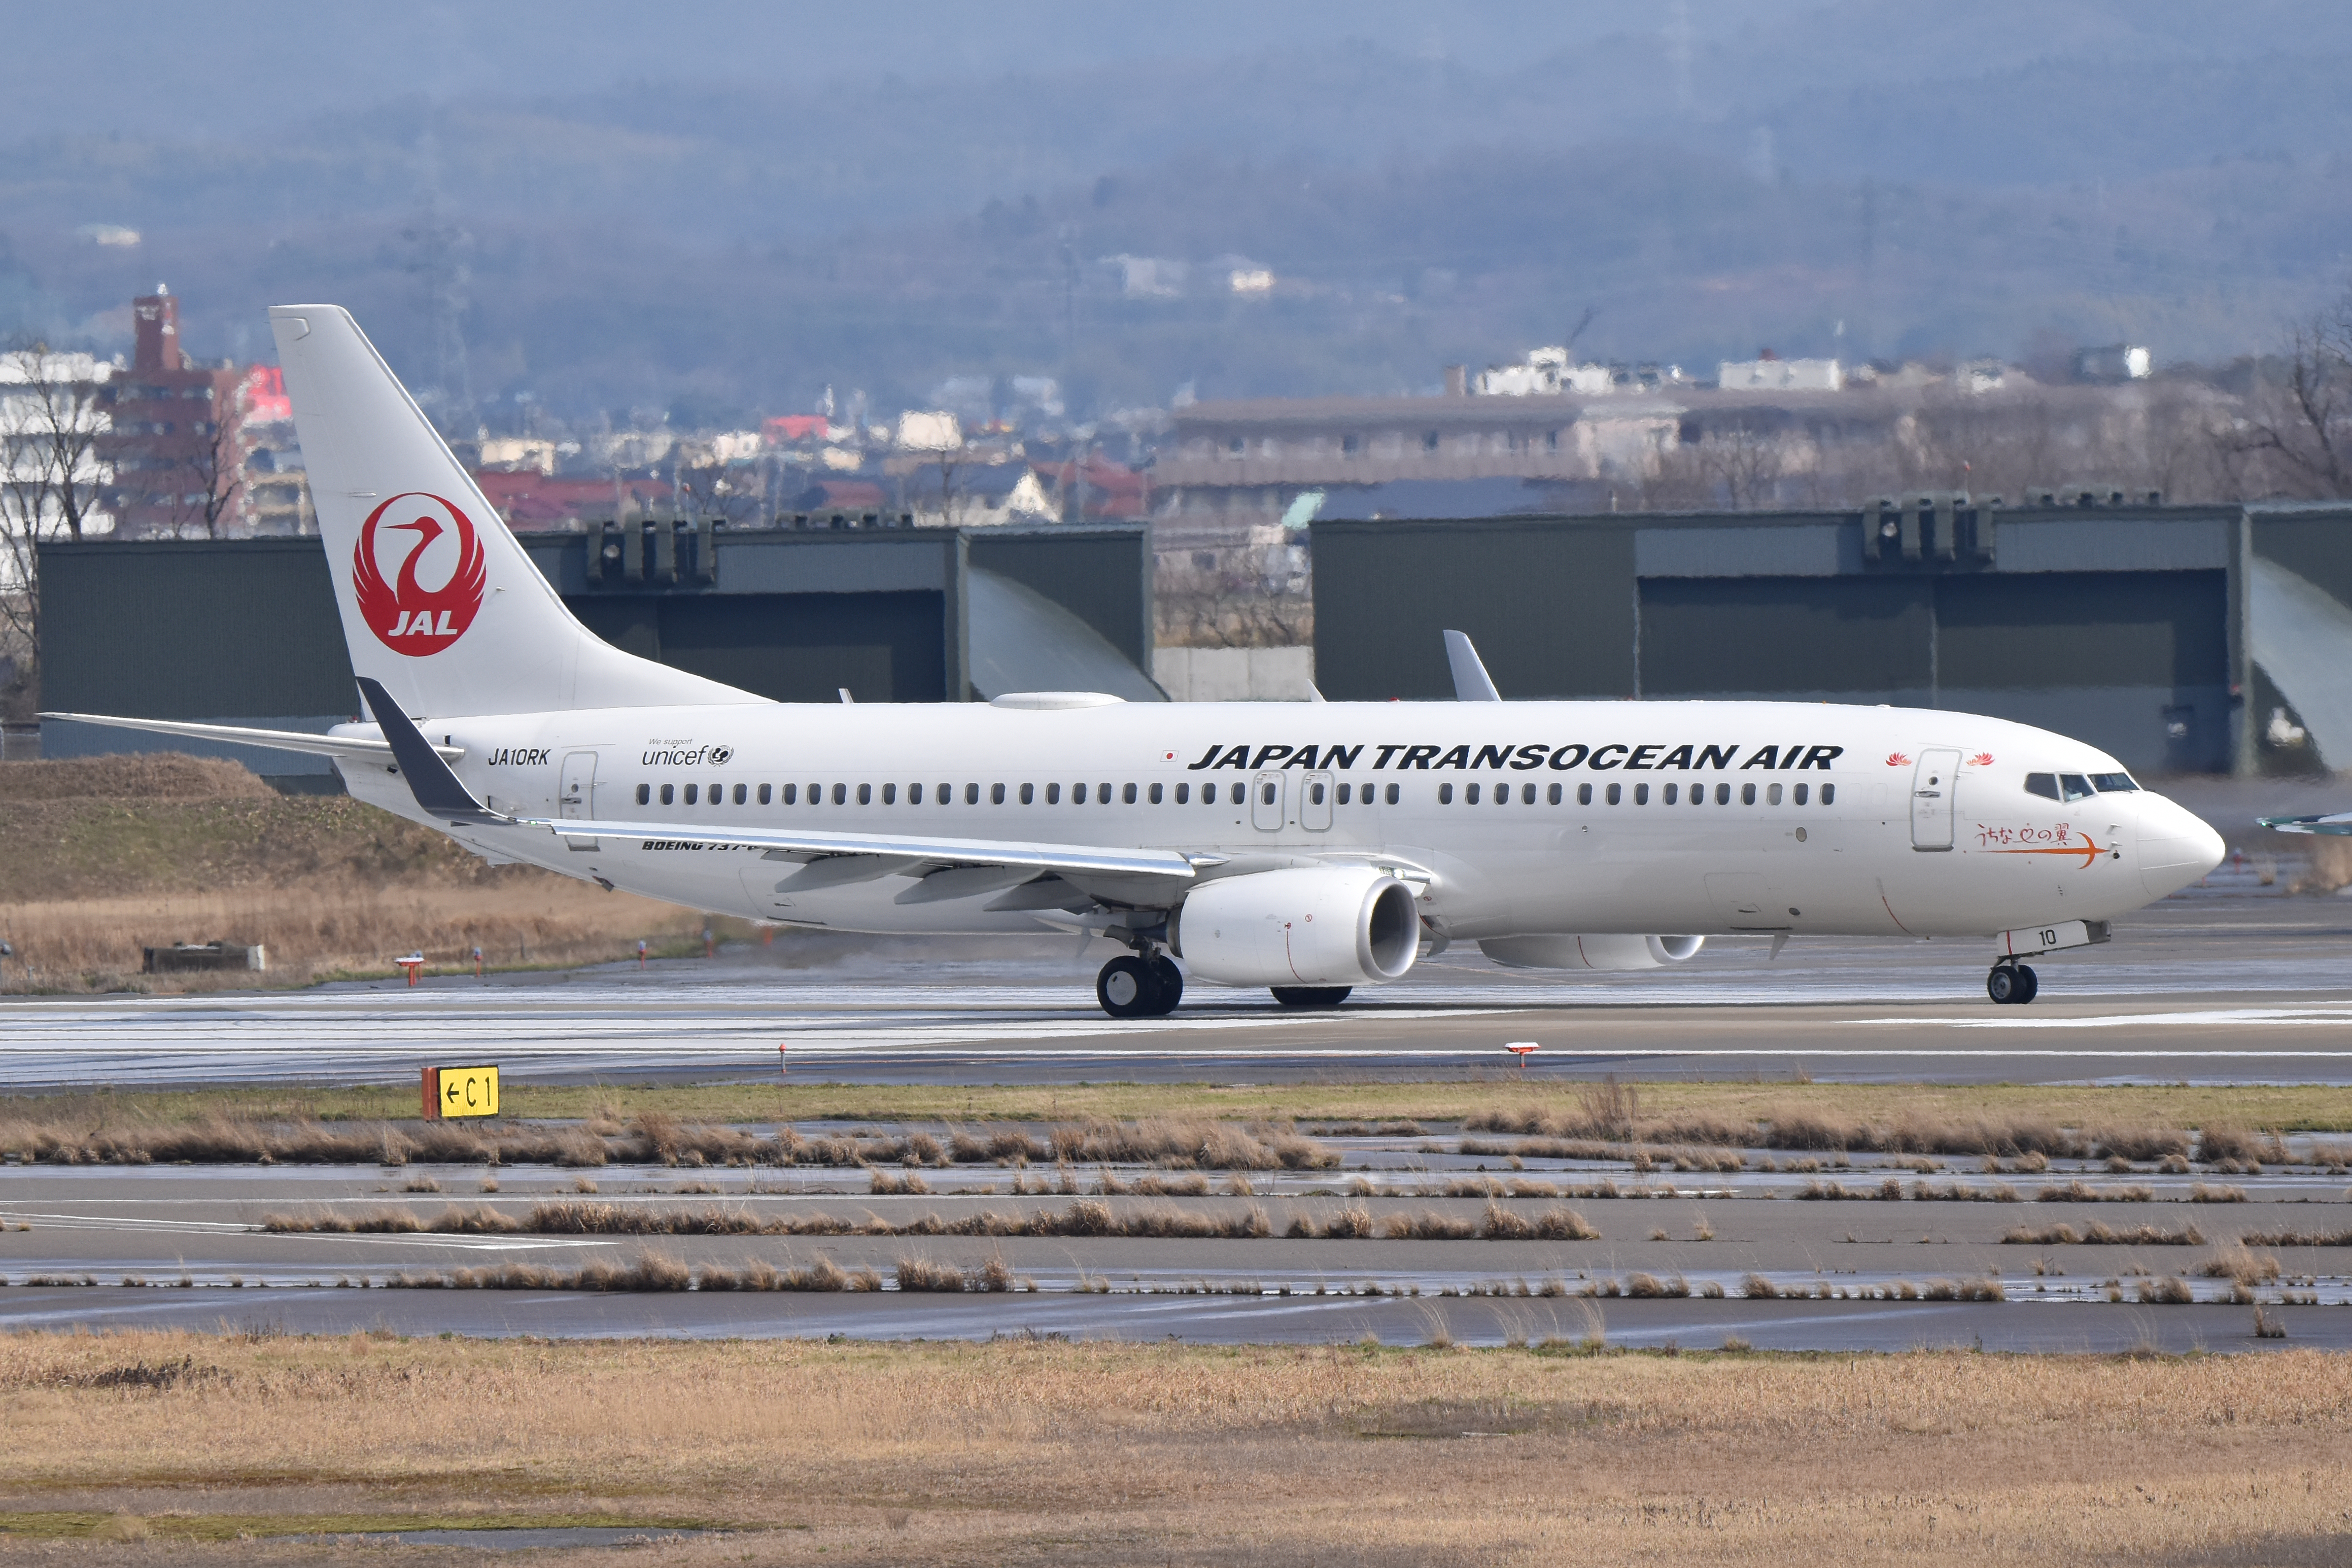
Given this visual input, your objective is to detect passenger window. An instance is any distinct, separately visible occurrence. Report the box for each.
[1439,783,1455,804]
[937,783,950,804]
[1495,785,1508,806]
[966,783,980,804]
[1204,783,1218,804]
[1521,783,1534,804]
[1715,783,1730,805]
[1741,782,1756,806]
[731,783,744,805]
[1578,783,1592,805]
[1633,783,1648,805]
[757,783,771,805]
[1126,783,1139,804]
[1148,783,1161,804]
[1822,783,1836,805]
[1260,782,1276,805]
[1766,783,1781,805]
[832,783,846,805]
[660,783,674,805]
[908,784,922,804]
[1177,782,1190,804]
[1466,783,1481,805]
[636,783,650,806]
[1309,782,1325,805]
[1385,783,1400,805]
[1046,783,1061,804]
[991,783,1006,804]
[2024,772,2060,802]
[1606,783,1621,805]
[1100,782,1113,803]
[1663,782,1678,804]
[1337,782,1352,805]
[782,784,797,805]
[1020,783,1034,804]
[882,783,896,805]
[2091,772,2137,792]
[807,783,820,804]
[1548,783,1562,804]
[685,783,699,805]
[1793,782,1807,806]
[2060,773,2095,802]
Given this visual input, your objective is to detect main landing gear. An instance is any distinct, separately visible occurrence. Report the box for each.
[1987,961,2039,1005]
[1097,952,1184,1019]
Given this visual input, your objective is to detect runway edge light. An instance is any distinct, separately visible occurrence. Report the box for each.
[423,1065,500,1120]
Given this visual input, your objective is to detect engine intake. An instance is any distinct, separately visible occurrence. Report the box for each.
[1478,934,1706,971]
[1171,866,1420,988]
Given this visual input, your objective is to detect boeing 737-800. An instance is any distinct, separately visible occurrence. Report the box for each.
[49,306,2226,1016]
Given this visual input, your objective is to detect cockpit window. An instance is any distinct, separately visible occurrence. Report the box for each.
[2059,773,2096,802]
[2091,772,2137,792]
[2024,772,2060,802]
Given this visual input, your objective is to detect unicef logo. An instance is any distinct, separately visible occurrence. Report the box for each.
[708,746,734,765]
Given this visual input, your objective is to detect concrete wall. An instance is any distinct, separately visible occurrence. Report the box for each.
[1152,646,1318,701]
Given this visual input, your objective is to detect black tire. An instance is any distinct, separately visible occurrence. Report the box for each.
[1270,985,1352,1009]
[1987,966,2020,1005]
[2015,964,2039,1004]
[1097,955,1156,1019]
[1148,955,1184,1015]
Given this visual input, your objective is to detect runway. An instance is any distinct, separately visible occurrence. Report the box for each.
[4,898,2352,1088]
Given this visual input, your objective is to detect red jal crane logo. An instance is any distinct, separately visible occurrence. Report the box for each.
[353,493,487,656]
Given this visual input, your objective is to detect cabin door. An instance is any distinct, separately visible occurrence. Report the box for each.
[1911,749,1960,851]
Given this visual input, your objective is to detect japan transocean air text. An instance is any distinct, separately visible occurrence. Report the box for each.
[1178,742,1844,772]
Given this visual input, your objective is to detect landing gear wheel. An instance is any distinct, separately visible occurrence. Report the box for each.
[1097,955,1156,1019]
[1270,985,1352,1009]
[1987,964,2040,1005]
[1148,955,1184,1016]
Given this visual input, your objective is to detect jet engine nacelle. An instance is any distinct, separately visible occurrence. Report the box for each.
[1478,934,1706,971]
[1171,865,1421,988]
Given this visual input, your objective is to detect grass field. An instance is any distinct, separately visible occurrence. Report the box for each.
[9,1078,2351,1142]
[0,1332,2344,1563]
[0,754,705,992]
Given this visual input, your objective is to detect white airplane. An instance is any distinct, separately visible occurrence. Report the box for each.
[50,306,2226,1016]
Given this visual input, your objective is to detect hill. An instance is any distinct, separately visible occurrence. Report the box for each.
[0,756,704,993]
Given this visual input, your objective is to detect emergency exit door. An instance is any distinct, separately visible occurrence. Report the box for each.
[1911,749,1959,851]
[1250,771,1286,830]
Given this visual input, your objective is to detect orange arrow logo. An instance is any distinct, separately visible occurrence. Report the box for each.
[1985,833,2106,869]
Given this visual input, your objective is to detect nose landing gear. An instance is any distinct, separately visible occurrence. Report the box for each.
[1096,951,1184,1019]
[1987,961,2039,1005]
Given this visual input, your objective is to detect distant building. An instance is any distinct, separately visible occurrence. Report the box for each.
[100,286,250,538]
[1717,354,1843,392]
[1476,347,1617,397]
[0,348,116,581]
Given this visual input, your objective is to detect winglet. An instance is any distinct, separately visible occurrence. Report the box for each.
[1443,630,1503,701]
[356,677,504,824]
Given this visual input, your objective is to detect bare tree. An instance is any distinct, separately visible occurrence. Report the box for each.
[162,380,248,539]
[0,341,112,666]
[2230,289,2352,498]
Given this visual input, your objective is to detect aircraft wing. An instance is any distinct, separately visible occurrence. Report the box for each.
[2258,813,2352,835]
[38,712,463,763]
[521,813,1206,882]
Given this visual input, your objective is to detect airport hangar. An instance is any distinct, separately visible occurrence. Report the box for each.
[38,518,1161,787]
[1310,497,2352,780]
[36,498,2352,786]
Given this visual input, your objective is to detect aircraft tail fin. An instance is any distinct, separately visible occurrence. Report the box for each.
[268,305,759,718]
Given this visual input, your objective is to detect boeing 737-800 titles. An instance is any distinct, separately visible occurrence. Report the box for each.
[50,307,2226,1016]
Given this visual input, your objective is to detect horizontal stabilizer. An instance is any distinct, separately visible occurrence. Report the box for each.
[38,711,461,763]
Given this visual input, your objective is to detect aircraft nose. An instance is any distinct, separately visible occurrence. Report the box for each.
[2136,792,2225,900]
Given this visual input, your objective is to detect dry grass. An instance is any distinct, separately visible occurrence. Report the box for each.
[2002,1221,2206,1246]
[3,1333,2349,1562]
